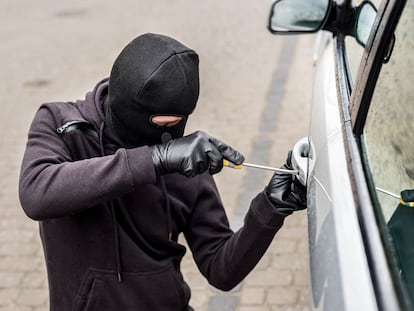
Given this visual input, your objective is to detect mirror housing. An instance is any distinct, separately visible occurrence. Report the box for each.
[268,0,378,47]
[267,0,333,34]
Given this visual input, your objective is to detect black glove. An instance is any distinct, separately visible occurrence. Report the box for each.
[265,151,307,216]
[149,131,245,178]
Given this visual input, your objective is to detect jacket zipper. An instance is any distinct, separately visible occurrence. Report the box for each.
[56,120,91,134]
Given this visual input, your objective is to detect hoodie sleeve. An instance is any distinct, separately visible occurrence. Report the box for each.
[18,105,156,221]
[184,174,287,291]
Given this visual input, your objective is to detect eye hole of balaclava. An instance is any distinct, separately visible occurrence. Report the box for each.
[106,33,199,147]
[149,115,185,129]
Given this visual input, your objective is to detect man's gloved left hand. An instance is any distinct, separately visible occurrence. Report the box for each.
[265,151,307,216]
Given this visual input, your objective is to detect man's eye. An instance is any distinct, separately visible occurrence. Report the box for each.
[151,116,183,127]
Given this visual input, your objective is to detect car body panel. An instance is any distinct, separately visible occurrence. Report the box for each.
[307,33,378,311]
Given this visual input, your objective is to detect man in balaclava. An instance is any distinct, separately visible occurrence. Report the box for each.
[105,33,199,147]
[104,33,239,176]
[19,33,307,311]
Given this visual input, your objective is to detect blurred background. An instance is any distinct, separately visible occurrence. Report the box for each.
[0,1,314,310]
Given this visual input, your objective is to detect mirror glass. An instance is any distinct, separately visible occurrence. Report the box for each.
[269,0,330,32]
[355,1,378,46]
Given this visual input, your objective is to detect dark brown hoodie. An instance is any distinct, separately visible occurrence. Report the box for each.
[19,74,287,311]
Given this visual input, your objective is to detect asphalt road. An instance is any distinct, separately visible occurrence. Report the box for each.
[0,1,315,310]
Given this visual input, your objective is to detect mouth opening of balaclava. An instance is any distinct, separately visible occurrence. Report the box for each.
[106,33,200,147]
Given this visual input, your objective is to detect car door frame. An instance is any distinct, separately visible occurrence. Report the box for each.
[339,0,410,309]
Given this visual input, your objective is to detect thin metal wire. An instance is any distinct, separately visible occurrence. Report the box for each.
[376,187,400,199]
[242,162,299,175]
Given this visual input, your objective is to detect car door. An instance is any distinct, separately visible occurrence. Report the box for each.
[351,0,414,309]
[268,0,412,310]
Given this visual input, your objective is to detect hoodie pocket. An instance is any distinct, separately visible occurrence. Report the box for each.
[74,265,190,311]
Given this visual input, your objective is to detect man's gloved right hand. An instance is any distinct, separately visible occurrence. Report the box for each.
[266,151,307,216]
[149,131,245,178]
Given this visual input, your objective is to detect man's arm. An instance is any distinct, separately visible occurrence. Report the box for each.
[18,106,156,220]
[184,152,306,291]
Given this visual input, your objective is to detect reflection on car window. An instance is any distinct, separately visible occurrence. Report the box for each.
[345,37,364,85]
[388,189,414,299]
[345,0,381,85]
[363,0,414,300]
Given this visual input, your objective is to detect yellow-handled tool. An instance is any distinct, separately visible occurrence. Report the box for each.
[223,159,299,175]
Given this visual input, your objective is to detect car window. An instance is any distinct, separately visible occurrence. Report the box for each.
[362,0,414,300]
[345,0,381,85]
[364,1,414,220]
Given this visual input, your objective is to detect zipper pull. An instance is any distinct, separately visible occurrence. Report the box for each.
[56,124,70,134]
[56,121,89,134]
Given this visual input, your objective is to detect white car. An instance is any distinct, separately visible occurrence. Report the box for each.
[268,0,414,310]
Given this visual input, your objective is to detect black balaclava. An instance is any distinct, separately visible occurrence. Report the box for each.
[105,33,199,147]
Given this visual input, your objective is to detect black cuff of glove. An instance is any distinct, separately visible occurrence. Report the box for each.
[148,144,165,177]
[265,186,294,216]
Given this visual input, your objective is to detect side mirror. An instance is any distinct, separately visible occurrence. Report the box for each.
[355,1,378,47]
[268,0,332,34]
[267,0,379,48]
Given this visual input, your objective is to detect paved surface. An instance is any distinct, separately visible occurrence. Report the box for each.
[0,1,315,310]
